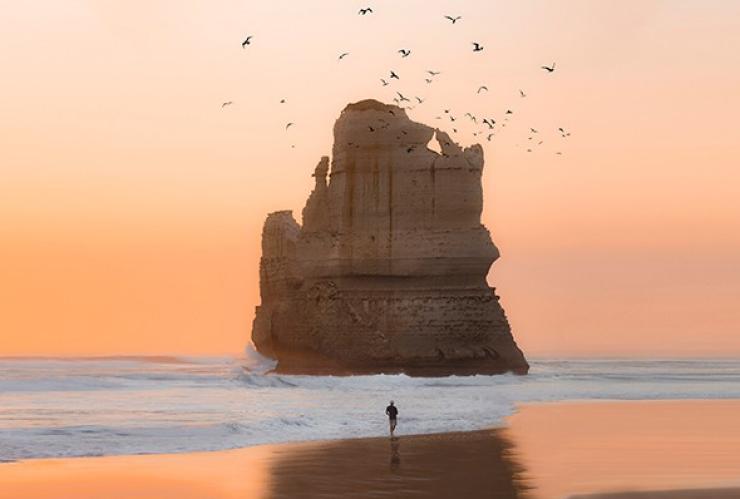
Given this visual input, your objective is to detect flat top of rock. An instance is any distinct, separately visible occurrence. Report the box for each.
[342,99,405,114]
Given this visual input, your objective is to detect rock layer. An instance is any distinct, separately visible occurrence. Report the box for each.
[251,99,528,375]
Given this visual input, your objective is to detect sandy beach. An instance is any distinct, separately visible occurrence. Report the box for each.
[2,400,739,499]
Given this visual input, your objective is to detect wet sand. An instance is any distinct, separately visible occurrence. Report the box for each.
[571,490,740,499]
[505,400,740,498]
[1,400,740,499]
[0,430,525,499]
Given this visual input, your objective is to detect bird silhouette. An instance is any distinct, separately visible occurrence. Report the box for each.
[368,125,375,132]
[427,70,441,76]
[241,36,252,48]
[397,92,410,102]
[338,52,350,60]
[279,99,286,104]
[359,8,373,15]
[444,15,462,24]
[390,70,400,79]
[286,123,294,130]
[519,89,527,98]
[482,118,495,129]
[541,62,556,73]
[530,128,538,133]
[425,78,433,84]
[505,109,513,115]
[221,101,233,108]
[398,49,411,58]
[487,133,494,141]
[415,96,424,104]
[380,78,389,86]
[472,42,484,52]
[477,85,488,93]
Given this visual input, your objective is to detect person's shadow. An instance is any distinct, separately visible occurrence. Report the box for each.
[389,438,401,473]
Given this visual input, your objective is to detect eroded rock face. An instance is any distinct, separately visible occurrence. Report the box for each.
[251,99,528,375]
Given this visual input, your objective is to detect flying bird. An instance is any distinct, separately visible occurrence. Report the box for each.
[505,109,513,115]
[477,85,488,93]
[530,128,538,133]
[285,122,294,130]
[390,70,400,79]
[398,49,411,58]
[415,96,424,104]
[482,118,495,129]
[368,126,375,132]
[338,52,350,60]
[380,78,389,86]
[358,7,373,15]
[396,92,410,102]
[472,42,484,52]
[279,99,286,104]
[487,133,494,141]
[425,78,433,84]
[427,70,441,76]
[519,89,527,98]
[541,62,556,73]
[221,101,233,108]
[444,15,462,24]
[241,36,253,48]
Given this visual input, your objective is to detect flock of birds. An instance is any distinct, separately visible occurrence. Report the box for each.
[224,7,571,156]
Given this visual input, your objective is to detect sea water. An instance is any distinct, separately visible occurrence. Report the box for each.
[1,348,740,461]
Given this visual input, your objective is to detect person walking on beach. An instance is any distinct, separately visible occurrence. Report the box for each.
[385,400,398,438]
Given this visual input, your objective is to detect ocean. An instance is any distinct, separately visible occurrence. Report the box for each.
[2,348,739,462]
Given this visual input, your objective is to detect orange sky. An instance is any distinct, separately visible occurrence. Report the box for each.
[1,1,739,357]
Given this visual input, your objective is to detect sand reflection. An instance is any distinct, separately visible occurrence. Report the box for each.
[504,400,740,498]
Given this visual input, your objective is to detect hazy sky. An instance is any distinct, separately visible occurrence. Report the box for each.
[2,1,739,357]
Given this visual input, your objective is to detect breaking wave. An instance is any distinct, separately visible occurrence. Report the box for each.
[1,354,739,461]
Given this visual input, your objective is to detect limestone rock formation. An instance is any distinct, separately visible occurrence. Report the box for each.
[251,99,529,375]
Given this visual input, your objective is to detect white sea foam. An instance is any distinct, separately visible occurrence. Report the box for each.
[1,351,739,461]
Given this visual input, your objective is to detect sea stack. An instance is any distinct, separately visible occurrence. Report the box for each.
[251,99,528,375]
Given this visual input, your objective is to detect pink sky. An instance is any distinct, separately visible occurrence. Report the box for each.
[1,1,739,356]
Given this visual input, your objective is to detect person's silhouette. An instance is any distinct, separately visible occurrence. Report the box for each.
[385,400,398,438]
